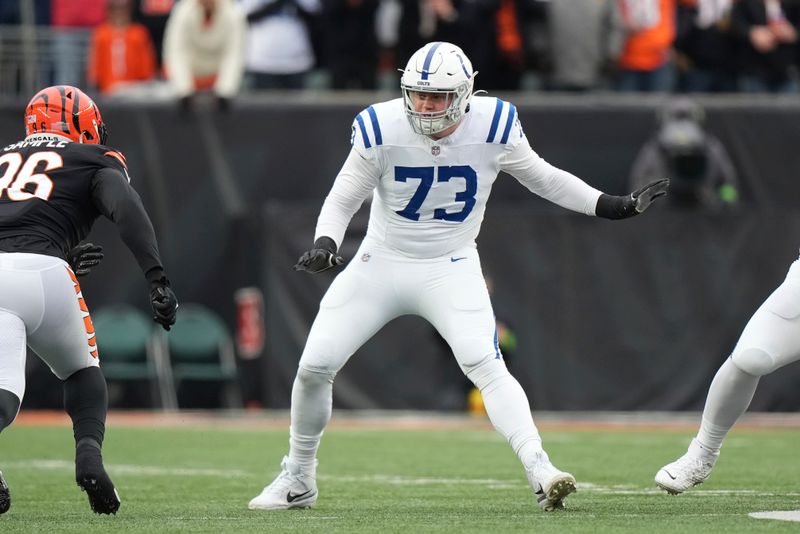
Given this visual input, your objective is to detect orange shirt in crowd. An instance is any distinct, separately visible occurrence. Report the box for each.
[618,0,676,71]
[88,23,157,94]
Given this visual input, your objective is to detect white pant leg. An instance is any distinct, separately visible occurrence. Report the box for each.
[694,259,800,451]
[0,253,48,398]
[731,259,800,376]
[0,253,99,381]
[298,243,406,374]
[417,247,544,468]
[289,242,406,471]
[0,311,27,401]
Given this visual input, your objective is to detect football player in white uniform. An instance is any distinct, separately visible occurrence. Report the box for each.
[656,257,800,494]
[249,42,669,512]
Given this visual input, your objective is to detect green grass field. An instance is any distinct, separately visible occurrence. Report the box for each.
[1,415,799,533]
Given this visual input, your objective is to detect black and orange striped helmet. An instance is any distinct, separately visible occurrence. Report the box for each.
[24,85,108,145]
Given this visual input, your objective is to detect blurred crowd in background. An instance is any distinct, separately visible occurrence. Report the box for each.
[3,0,800,103]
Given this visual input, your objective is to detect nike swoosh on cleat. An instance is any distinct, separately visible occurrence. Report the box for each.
[286,490,313,503]
[663,470,677,480]
[450,257,467,262]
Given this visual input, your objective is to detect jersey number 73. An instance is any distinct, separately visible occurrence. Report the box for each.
[395,165,477,222]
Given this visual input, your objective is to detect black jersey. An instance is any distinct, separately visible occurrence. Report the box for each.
[0,134,163,278]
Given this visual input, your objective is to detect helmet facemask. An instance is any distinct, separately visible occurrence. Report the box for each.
[402,83,471,136]
[400,42,476,136]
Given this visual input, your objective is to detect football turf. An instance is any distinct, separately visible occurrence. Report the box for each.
[1,415,799,533]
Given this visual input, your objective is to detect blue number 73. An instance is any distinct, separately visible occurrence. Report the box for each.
[394,165,477,222]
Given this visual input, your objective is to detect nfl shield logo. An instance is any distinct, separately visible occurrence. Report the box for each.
[361,253,371,262]
[431,146,440,156]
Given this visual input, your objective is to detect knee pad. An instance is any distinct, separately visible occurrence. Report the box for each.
[731,347,776,377]
[450,337,498,369]
[463,355,510,391]
[296,365,336,387]
[0,389,21,432]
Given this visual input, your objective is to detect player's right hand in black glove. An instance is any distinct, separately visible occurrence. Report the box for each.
[68,242,104,277]
[293,236,344,274]
[149,277,178,330]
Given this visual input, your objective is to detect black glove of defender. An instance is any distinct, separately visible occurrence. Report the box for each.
[149,277,178,331]
[595,178,670,219]
[68,242,104,276]
[293,236,344,274]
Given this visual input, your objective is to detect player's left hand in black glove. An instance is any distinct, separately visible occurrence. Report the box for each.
[595,178,670,220]
[68,242,104,276]
[293,236,344,274]
[631,178,670,212]
[149,277,178,331]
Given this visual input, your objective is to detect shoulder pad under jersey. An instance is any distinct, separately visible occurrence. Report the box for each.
[470,96,523,146]
[350,99,408,150]
[68,143,131,182]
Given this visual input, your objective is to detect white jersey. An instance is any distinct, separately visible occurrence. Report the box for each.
[315,96,602,258]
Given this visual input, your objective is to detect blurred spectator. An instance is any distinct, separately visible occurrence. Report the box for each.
[0,0,50,25]
[675,0,737,93]
[546,0,625,92]
[51,0,107,88]
[132,0,176,71]
[484,0,526,91]
[397,0,463,65]
[731,0,799,93]
[163,0,246,111]
[396,0,505,91]
[323,0,380,90]
[88,0,157,96]
[630,98,739,210]
[239,0,322,90]
[616,0,677,92]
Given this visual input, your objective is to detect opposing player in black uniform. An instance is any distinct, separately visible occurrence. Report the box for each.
[0,85,178,516]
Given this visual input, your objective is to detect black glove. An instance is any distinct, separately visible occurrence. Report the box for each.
[68,242,104,276]
[595,179,670,220]
[631,178,670,213]
[293,236,344,274]
[149,277,178,331]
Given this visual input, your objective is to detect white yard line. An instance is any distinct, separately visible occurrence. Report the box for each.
[749,511,800,522]
[5,459,248,477]
[6,460,800,502]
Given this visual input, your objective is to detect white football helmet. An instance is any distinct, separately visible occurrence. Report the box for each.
[400,42,476,136]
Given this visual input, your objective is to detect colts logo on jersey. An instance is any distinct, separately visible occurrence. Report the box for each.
[431,146,440,156]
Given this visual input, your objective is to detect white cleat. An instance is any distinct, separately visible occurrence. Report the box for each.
[526,453,577,511]
[248,456,318,510]
[655,439,718,495]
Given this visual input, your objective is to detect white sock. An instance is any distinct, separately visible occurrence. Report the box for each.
[695,358,760,453]
[288,367,334,474]
[466,357,544,469]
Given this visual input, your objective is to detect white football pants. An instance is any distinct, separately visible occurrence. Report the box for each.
[0,253,99,401]
[697,257,800,451]
[300,239,499,375]
[290,238,543,471]
[730,258,800,375]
